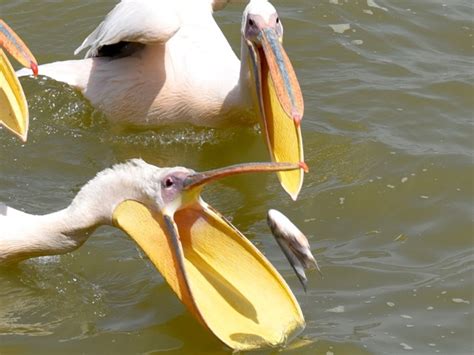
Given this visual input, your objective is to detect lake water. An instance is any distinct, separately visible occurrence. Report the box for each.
[1,0,473,354]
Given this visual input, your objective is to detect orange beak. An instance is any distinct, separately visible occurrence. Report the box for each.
[246,27,306,200]
[0,20,38,142]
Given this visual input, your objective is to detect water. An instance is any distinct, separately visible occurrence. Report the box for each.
[1,0,473,354]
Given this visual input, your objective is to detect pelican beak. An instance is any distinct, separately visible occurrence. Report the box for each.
[0,20,38,142]
[112,162,305,351]
[247,28,305,200]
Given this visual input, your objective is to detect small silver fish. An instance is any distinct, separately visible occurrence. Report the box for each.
[267,209,321,292]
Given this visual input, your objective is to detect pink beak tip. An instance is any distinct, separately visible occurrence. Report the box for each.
[293,112,302,127]
[299,162,309,173]
[30,61,38,77]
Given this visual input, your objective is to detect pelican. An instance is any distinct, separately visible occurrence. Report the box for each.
[0,19,38,141]
[0,159,305,350]
[20,0,305,199]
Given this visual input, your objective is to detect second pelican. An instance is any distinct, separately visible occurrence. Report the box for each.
[21,0,305,199]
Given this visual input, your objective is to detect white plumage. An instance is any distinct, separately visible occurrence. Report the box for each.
[0,160,186,264]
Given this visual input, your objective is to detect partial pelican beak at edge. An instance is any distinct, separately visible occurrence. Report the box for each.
[0,49,28,142]
[247,28,305,200]
[112,162,305,351]
[0,20,38,142]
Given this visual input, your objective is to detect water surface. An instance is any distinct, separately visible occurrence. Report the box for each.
[1,0,473,354]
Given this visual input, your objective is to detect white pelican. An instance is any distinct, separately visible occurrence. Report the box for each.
[0,159,305,350]
[21,0,305,199]
[0,19,38,141]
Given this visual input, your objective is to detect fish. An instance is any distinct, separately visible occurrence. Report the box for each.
[267,209,322,291]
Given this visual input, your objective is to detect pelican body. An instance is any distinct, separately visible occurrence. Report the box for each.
[21,0,305,199]
[0,159,305,350]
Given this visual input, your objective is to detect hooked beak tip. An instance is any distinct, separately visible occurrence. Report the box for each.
[293,111,302,127]
[30,61,38,76]
[299,162,309,173]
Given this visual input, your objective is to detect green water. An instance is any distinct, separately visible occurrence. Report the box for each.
[1,0,473,354]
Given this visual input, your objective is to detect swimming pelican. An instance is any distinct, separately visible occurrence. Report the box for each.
[0,159,305,350]
[0,19,38,141]
[20,0,305,199]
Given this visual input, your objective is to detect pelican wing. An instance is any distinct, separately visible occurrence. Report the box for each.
[75,0,181,58]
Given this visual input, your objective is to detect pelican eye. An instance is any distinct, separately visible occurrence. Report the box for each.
[276,17,280,24]
[164,177,174,188]
[248,18,255,26]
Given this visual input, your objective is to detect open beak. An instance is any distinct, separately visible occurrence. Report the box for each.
[112,162,305,351]
[0,20,38,142]
[247,28,305,200]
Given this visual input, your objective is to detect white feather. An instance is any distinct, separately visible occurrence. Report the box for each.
[74,0,181,58]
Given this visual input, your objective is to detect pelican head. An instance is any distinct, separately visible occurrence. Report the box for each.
[114,160,303,221]
[241,0,305,200]
[109,160,307,350]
